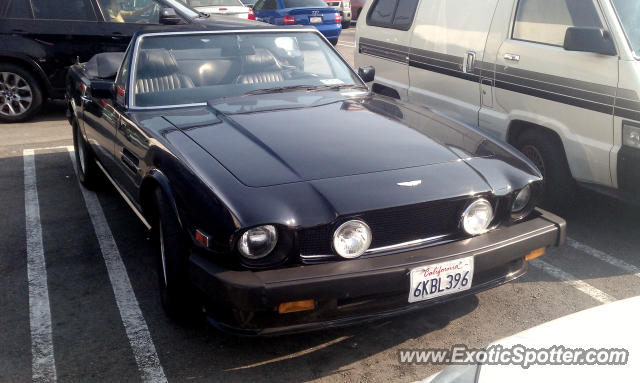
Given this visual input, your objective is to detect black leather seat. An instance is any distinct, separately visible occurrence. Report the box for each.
[135,49,195,94]
[236,49,284,85]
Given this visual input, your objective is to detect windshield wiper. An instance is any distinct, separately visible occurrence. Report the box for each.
[242,85,316,96]
[243,84,367,96]
[306,84,367,92]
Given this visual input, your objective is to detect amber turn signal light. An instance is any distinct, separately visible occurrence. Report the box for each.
[278,299,315,314]
[525,247,546,261]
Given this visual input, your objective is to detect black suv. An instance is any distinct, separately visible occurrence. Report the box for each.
[0,0,205,123]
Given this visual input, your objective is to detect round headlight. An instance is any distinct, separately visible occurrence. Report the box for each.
[238,225,278,259]
[512,185,532,213]
[333,220,372,259]
[461,199,494,236]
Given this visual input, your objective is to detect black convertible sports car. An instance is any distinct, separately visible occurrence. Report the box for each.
[66,22,566,335]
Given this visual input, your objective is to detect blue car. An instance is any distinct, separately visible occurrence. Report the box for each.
[252,0,342,45]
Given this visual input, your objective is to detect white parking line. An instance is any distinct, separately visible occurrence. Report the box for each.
[567,237,640,278]
[23,149,57,383]
[530,259,616,304]
[338,43,356,48]
[66,148,167,383]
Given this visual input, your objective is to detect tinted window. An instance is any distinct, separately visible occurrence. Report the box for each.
[5,0,32,19]
[513,0,603,46]
[368,0,397,24]
[258,0,278,10]
[282,0,326,7]
[97,0,162,23]
[367,0,418,29]
[31,0,96,21]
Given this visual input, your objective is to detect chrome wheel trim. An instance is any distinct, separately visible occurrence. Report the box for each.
[76,127,86,174]
[0,72,33,117]
[159,221,168,287]
[521,145,546,177]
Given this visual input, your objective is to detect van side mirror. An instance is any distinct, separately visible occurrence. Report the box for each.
[563,27,616,56]
[160,8,183,25]
[358,66,375,82]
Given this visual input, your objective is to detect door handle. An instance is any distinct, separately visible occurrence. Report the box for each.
[464,51,476,73]
[504,53,520,62]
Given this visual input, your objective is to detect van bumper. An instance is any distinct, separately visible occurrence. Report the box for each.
[188,209,566,336]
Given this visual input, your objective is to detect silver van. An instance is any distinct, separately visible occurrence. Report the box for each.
[355,0,640,209]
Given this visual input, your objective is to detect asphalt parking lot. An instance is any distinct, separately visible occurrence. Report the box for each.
[2,26,640,383]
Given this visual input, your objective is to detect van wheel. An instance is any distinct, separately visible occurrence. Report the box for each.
[72,120,101,189]
[152,188,196,321]
[517,130,575,212]
[0,64,43,123]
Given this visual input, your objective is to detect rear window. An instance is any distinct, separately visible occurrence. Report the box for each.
[367,0,419,30]
[4,0,32,19]
[31,0,96,21]
[282,0,327,8]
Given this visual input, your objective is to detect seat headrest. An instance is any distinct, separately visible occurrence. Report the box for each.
[137,49,180,77]
[85,52,125,79]
[243,49,279,72]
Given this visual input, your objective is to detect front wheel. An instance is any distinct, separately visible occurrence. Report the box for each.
[152,188,196,321]
[0,64,43,123]
[517,130,575,213]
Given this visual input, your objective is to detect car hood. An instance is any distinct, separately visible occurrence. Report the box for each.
[156,92,538,192]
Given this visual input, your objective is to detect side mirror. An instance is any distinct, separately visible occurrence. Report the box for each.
[358,66,375,82]
[563,27,616,56]
[160,8,183,25]
[90,81,115,100]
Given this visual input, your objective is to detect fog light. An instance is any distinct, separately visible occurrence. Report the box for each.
[333,220,372,259]
[461,199,493,236]
[278,299,315,314]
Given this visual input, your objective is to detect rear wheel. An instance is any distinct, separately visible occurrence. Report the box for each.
[342,20,350,29]
[152,188,196,321]
[0,64,43,123]
[516,129,575,213]
[329,38,339,46]
[72,120,100,189]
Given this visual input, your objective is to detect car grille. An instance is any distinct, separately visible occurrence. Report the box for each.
[298,198,469,259]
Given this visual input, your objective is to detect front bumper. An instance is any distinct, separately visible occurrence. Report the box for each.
[189,209,566,335]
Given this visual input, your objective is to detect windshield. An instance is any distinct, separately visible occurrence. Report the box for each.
[131,32,362,108]
[185,0,244,6]
[612,0,640,55]
[282,0,327,8]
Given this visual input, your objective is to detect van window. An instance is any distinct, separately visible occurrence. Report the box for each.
[367,0,419,30]
[513,0,603,47]
[5,0,32,19]
[31,0,96,21]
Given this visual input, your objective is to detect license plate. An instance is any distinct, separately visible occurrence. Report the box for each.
[409,256,474,303]
[310,16,323,23]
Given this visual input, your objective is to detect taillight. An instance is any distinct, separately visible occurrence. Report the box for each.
[248,8,255,20]
[283,15,295,24]
[334,13,341,23]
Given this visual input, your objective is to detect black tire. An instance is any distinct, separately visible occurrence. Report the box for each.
[516,129,575,213]
[329,38,339,46]
[342,20,350,29]
[0,64,44,123]
[72,120,101,189]
[152,188,196,321]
